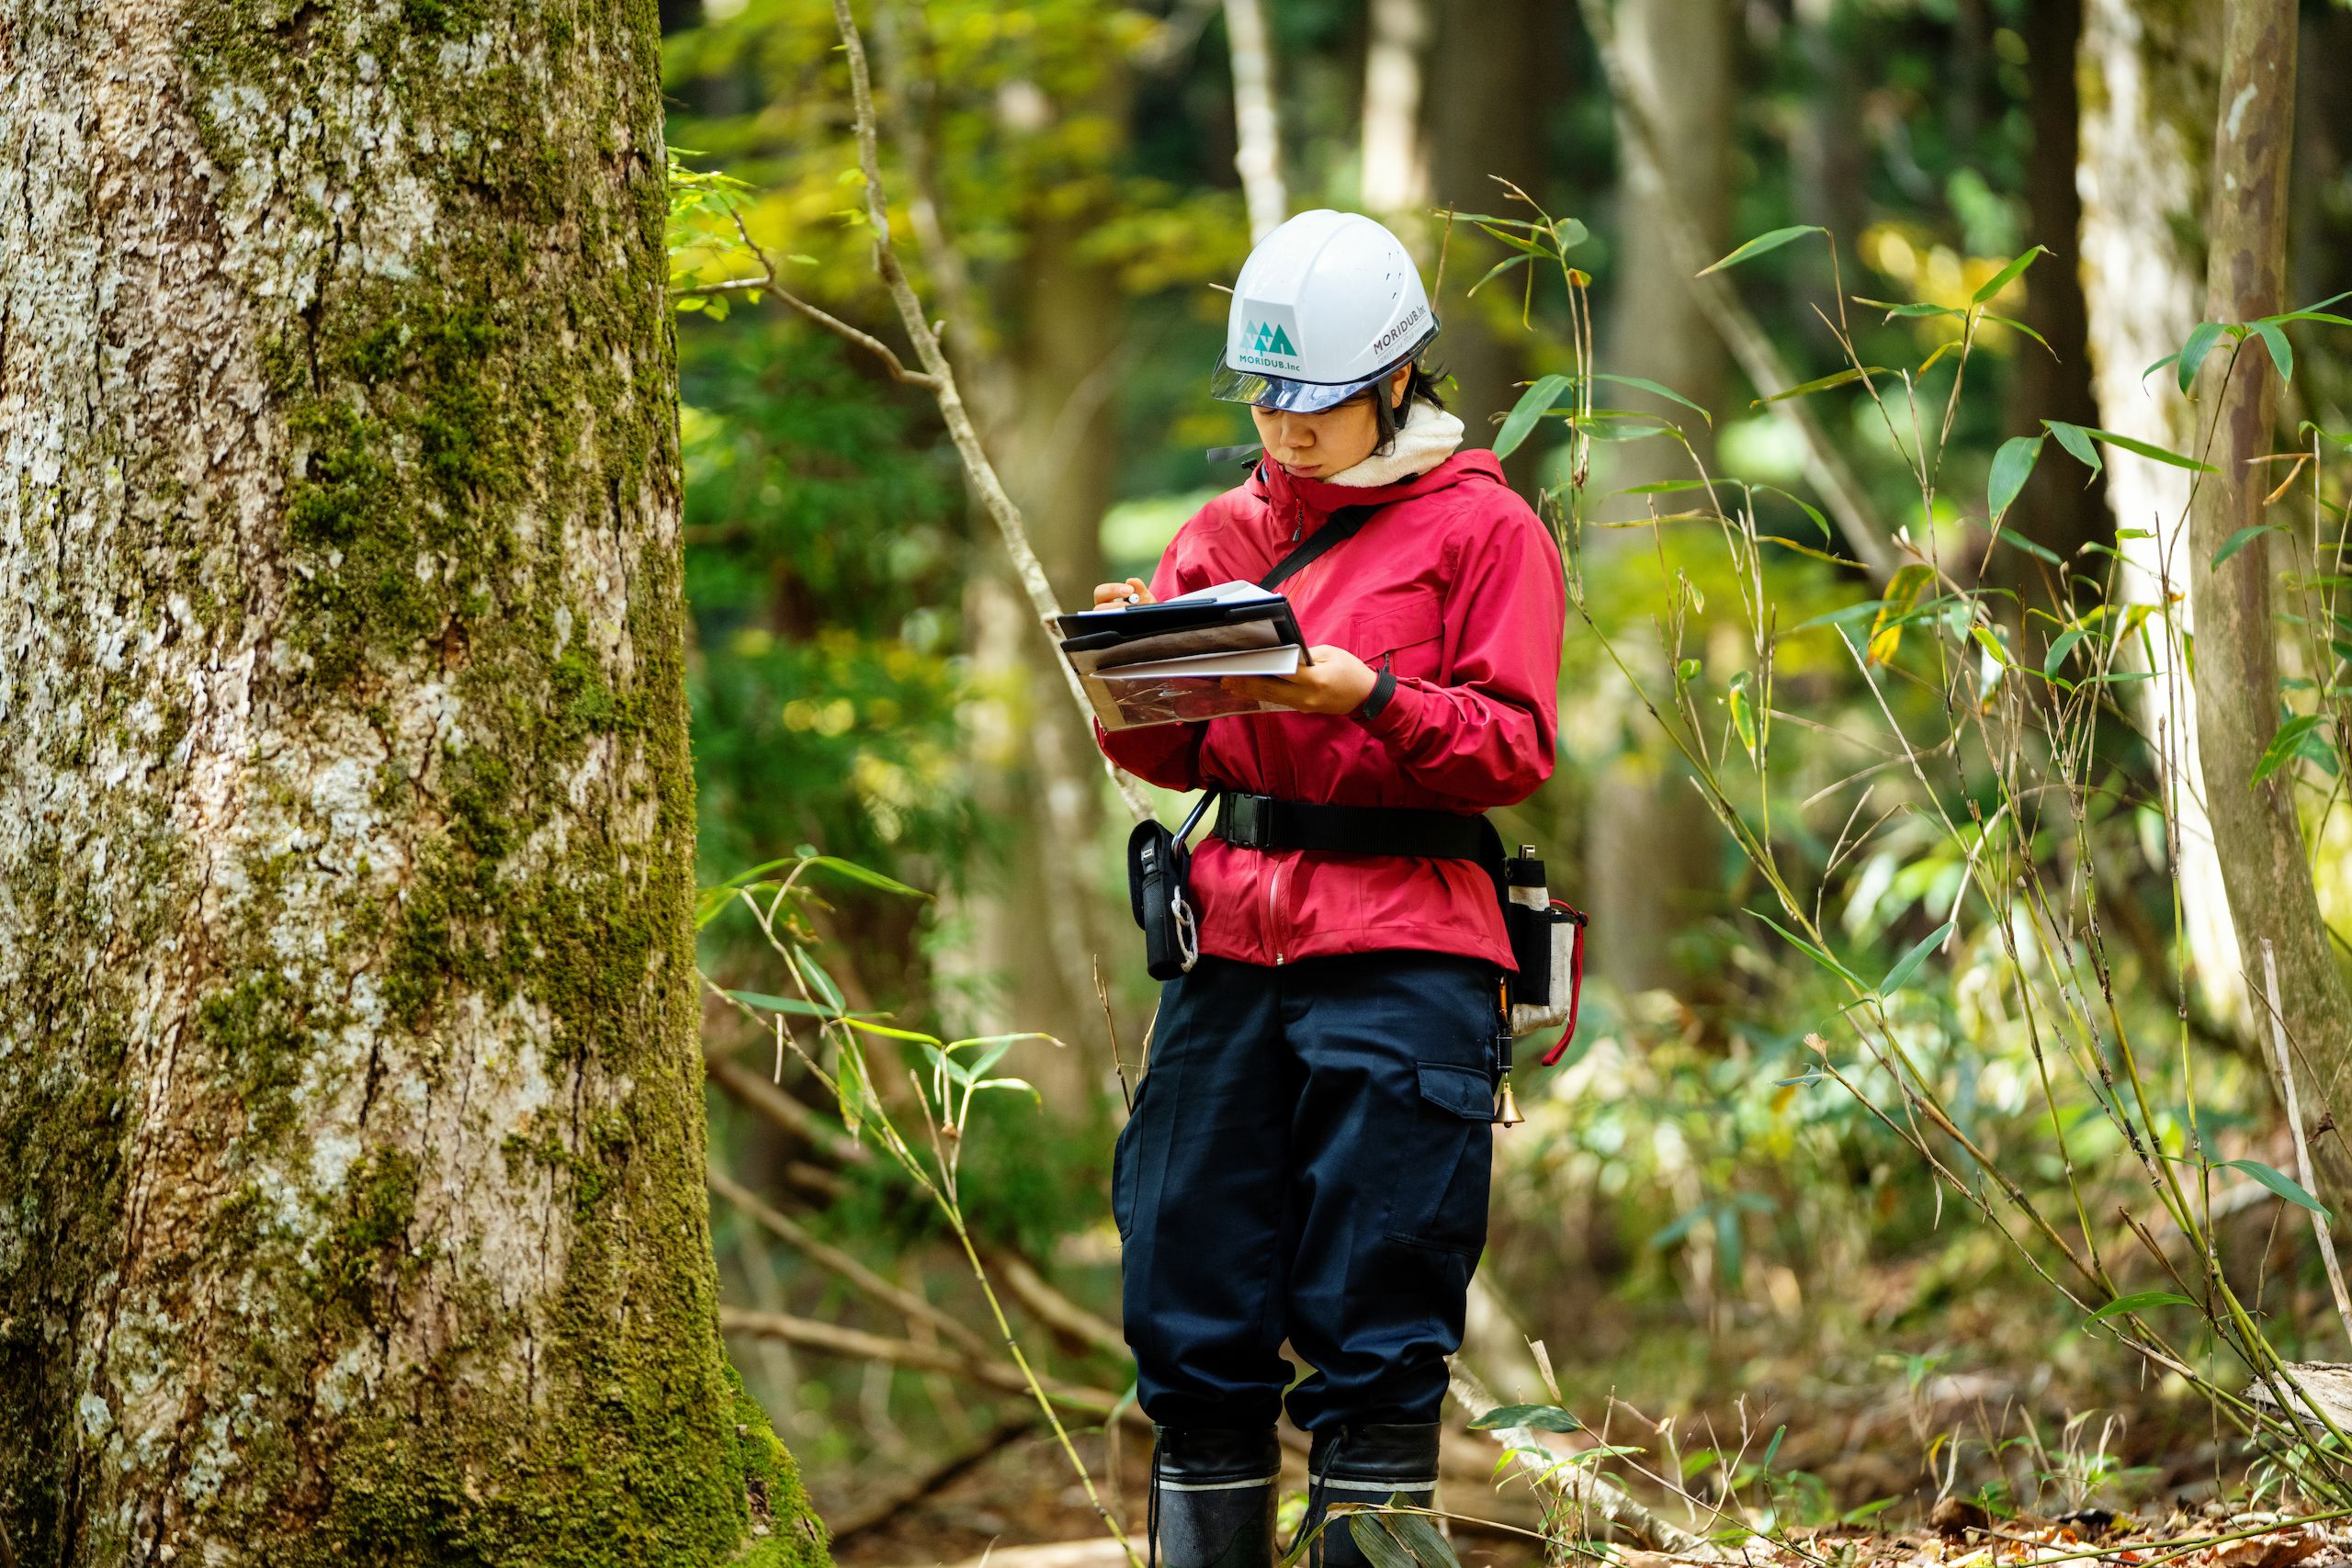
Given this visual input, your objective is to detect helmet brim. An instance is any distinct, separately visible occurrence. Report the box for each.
[1210,324,1439,412]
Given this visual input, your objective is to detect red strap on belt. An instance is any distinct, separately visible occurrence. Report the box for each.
[1539,902,1588,1067]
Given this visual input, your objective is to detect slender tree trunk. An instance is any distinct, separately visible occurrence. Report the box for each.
[2077,0,2244,1027]
[1588,0,1734,999]
[0,0,820,1559]
[1225,0,1287,242]
[1428,0,1562,451]
[1996,0,2111,608]
[1362,0,1431,232]
[2187,0,2352,1205]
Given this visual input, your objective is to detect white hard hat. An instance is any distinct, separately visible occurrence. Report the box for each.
[1210,209,1438,412]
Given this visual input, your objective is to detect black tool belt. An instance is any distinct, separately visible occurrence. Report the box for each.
[1210,792,1487,861]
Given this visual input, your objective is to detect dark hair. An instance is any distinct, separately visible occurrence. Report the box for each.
[1369,360,1447,456]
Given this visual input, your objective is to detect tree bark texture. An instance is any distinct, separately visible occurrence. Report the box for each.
[2076,0,2243,1024]
[1426,0,1560,454]
[0,0,822,1560]
[1587,0,1733,998]
[1224,0,1287,243]
[2185,0,2352,1203]
[1361,0,1430,229]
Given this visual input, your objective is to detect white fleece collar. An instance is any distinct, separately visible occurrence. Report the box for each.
[1323,400,1466,488]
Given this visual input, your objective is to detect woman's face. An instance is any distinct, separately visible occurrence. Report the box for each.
[1250,365,1412,479]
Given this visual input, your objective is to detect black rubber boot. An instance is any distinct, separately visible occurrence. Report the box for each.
[1148,1426,1281,1568]
[1298,1423,1442,1568]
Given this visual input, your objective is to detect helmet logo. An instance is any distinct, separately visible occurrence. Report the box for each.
[1230,301,1304,372]
[1250,320,1297,357]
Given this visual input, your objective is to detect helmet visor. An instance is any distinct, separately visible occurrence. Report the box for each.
[1209,323,1439,412]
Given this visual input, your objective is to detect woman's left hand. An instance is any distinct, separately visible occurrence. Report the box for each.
[1221,646,1379,716]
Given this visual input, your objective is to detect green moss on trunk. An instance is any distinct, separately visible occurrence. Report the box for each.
[0,0,829,1555]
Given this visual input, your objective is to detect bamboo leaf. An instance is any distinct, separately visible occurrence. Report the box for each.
[2220,1156,2331,1219]
[2043,420,2102,475]
[2211,523,2283,570]
[1469,1404,1585,1433]
[1495,373,1572,458]
[2086,1291,2199,1323]
[1855,297,1962,320]
[1982,311,2055,355]
[1753,367,1885,408]
[2250,714,2327,787]
[1879,918,1957,998]
[1972,244,2046,304]
[1699,224,1826,276]
[1988,434,2044,527]
[2253,320,2294,384]
[801,855,927,897]
[1568,372,1713,426]
[2043,420,2219,475]
[1346,1514,1421,1568]
[1757,484,1832,542]
[726,989,850,1020]
[2176,321,2227,395]
[2042,625,2091,678]
[790,947,845,1011]
[1465,250,1535,297]
[1747,908,1869,990]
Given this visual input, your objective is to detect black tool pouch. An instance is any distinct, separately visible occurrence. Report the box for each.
[1127,790,1220,981]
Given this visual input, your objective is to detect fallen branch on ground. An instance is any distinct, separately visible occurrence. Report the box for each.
[719,1306,1145,1427]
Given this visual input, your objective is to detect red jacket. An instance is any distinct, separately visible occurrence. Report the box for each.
[1096,449,1565,971]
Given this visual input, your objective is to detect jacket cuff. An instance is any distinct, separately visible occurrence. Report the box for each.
[1354,674,1423,744]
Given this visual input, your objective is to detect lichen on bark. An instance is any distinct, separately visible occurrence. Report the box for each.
[0,0,824,1557]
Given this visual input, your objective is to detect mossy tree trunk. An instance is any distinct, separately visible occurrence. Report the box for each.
[2185,0,2352,1210]
[0,0,823,1560]
[2076,0,2245,1029]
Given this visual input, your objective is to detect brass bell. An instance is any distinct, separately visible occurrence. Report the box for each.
[1494,1069,1523,1127]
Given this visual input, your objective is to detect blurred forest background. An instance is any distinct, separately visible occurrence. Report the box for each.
[662,0,2352,1557]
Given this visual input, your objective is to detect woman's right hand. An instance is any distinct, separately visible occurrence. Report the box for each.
[1093,577,1154,608]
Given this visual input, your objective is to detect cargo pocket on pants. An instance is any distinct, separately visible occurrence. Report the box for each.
[1382,1063,1495,1258]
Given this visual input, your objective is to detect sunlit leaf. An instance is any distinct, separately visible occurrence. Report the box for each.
[1972,245,2045,305]
[2250,714,2327,788]
[1753,367,1885,409]
[1867,564,1936,663]
[1699,224,1826,276]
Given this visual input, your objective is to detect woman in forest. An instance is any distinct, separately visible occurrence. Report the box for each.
[1092,209,1566,1568]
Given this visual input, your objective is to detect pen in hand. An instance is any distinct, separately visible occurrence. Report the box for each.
[1092,577,1155,609]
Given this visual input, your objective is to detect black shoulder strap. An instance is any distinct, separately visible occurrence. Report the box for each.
[1259,502,1383,591]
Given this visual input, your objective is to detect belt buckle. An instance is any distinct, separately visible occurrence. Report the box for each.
[1226,794,1272,851]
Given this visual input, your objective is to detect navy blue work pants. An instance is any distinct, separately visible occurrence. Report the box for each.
[1113,951,1499,1432]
